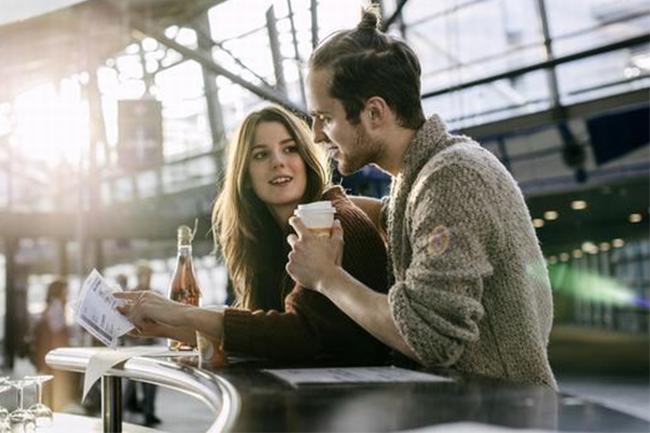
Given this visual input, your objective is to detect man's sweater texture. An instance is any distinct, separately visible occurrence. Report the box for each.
[385,115,557,388]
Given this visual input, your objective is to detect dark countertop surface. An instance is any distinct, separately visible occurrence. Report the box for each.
[203,358,650,432]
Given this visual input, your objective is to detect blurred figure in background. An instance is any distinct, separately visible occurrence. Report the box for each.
[115,273,128,291]
[29,279,74,411]
[123,264,161,427]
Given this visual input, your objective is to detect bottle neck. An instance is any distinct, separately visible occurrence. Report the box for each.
[177,244,192,258]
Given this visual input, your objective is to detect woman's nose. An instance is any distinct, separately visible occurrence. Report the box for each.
[271,151,286,167]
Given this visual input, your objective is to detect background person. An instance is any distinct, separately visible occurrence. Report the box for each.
[29,279,75,410]
[122,264,162,427]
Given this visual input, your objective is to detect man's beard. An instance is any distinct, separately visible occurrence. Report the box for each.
[337,125,380,176]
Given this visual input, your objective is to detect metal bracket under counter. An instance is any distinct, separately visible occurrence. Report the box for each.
[45,347,240,433]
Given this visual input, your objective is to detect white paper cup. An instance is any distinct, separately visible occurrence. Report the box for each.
[295,201,336,237]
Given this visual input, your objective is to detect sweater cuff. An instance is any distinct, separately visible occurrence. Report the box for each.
[222,308,254,354]
[387,283,423,361]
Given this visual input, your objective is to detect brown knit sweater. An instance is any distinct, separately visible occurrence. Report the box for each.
[222,186,390,363]
[385,115,557,388]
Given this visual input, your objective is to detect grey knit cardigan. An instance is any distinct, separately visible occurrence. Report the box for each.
[384,115,557,388]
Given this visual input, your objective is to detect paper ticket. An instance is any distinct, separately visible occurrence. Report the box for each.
[75,269,134,347]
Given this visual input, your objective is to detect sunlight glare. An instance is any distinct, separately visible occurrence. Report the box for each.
[13,79,89,165]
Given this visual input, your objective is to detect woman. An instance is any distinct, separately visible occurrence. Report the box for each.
[117,105,389,364]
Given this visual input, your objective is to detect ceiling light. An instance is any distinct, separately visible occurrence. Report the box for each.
[532,218,545,228]
[612,238,625,248]
[559,253,570,262]
[599,242,610,252]
[544,210,559,221]
[571,200,587,210]
[126,43,140,54]
[572,249,583,258]
[142,37,158,52]
[629,213,642,223]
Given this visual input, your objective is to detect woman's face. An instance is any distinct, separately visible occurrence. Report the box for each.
[247,121,307,220]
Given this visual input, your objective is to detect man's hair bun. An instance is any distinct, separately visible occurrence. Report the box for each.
[357,4,382,31]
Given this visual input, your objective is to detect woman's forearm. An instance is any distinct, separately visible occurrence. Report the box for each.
[181,307,224,340]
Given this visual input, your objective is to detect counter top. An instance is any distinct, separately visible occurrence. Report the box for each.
[47,347,650,432]
[214,359,649,432]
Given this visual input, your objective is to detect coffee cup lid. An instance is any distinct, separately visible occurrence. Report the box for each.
[297,201,335,212]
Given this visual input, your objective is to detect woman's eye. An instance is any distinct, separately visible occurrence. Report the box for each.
[285,145,299,153]
[252,151,267,160]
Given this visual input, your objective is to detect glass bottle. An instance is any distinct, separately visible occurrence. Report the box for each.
[168,225,202,350]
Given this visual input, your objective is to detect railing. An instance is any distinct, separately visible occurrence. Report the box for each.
[46,347,240,433]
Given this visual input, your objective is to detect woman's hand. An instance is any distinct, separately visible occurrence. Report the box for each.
[115,291,225,345]
[114,290,190,333]
[286,217,344,293]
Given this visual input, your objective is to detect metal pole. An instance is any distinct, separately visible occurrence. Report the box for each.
[266,5,287,96]
[85,69,106,271]
[310,0,318,49]
[535,0,560,106]
[101,376,122,433]
[382,0,409,31]
[193,12,227,182]
[287,0,307,107]
[535,0,585,181]
[3,237,16,369]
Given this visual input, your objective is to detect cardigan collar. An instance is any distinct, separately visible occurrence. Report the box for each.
[399,114,451,186]
[386,115,454,277]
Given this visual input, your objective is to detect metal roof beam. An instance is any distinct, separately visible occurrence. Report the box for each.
[423,33,650,99]
[128,17,306,114]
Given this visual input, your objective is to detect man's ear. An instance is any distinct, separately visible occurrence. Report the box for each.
[364,96,390,127]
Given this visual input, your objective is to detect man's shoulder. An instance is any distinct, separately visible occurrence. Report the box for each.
[407,141,509,212]
[417,139,507,188]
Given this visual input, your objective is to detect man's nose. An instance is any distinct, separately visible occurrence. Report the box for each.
[311,117,327,144]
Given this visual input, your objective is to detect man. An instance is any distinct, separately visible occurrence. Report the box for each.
[286,5,556,388]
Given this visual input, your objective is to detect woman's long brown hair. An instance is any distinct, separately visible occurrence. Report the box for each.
[212,105,330,308]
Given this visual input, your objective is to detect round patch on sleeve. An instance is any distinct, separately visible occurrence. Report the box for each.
[427,225,451,257]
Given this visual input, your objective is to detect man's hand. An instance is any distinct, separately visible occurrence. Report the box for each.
[286,217,344,292]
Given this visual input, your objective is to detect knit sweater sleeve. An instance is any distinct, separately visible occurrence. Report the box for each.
[222,187,390,363]
[388,163,499,368]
